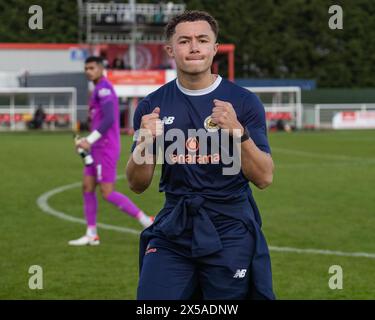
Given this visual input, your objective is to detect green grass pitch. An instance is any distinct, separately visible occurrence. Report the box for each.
[0,130,374,299]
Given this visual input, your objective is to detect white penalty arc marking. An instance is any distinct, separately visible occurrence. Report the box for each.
[37,180,375,259]
[36,178,140,236]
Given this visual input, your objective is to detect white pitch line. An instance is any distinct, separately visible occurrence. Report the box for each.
[37,180,375,259]
[272,147,375,164]
[36,178,140,236]
[269,246,375,259]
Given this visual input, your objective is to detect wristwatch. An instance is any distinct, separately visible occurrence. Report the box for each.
[240,127,250,143]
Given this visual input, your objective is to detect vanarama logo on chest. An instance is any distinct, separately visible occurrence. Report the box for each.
[169,135,220,165]
[133,127,242,175]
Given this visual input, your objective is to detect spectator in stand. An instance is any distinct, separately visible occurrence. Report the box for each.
[99,50,109,69]
[28,105,45,129]
[112,54,125,69]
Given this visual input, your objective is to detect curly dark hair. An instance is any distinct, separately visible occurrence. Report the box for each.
[165,10,219,40]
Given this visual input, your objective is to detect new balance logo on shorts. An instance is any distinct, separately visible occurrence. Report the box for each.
[162,116,175,125]
[233,269,247,279]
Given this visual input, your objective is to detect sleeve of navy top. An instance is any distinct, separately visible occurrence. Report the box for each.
[241,93,271,154]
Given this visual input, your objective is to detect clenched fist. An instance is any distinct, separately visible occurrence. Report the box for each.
[211,99,244,137]
[140,107,163,139]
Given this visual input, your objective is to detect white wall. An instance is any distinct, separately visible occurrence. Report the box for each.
[0,72,20,87]
[0,49,85,73]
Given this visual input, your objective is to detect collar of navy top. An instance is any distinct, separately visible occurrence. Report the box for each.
[176,75,222,96]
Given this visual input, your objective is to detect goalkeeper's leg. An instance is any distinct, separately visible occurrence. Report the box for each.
[69,174,100,246]
[100,182,154,228]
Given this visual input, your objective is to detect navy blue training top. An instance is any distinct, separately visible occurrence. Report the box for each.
[131,75,271,197]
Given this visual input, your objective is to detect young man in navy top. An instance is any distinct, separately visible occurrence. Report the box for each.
[126,10,275,300]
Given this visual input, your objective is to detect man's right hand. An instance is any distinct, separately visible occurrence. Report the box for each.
[140,107,163,139]
[128,107,160,193]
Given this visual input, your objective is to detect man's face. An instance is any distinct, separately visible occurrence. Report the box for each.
[165,20,218,75]
[84,62,103,82]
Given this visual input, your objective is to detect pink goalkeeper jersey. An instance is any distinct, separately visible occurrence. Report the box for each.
[88,77,120,152]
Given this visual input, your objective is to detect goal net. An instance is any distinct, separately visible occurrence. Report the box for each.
[245,86,302,129]
[0,87,77,131]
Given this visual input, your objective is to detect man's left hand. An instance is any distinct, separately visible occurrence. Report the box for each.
[76,138,91,152]
[211,99,244,137]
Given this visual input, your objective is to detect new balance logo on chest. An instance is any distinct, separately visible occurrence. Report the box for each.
[162,116,175,125]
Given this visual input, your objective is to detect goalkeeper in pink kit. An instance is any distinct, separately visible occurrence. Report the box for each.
[69,56,153,246]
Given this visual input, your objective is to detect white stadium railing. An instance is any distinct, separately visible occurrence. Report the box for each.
[1,86,374,131]
[314,103,375,129]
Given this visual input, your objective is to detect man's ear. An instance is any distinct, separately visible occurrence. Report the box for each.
[213,42,219,57]
[164,44,174,58]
